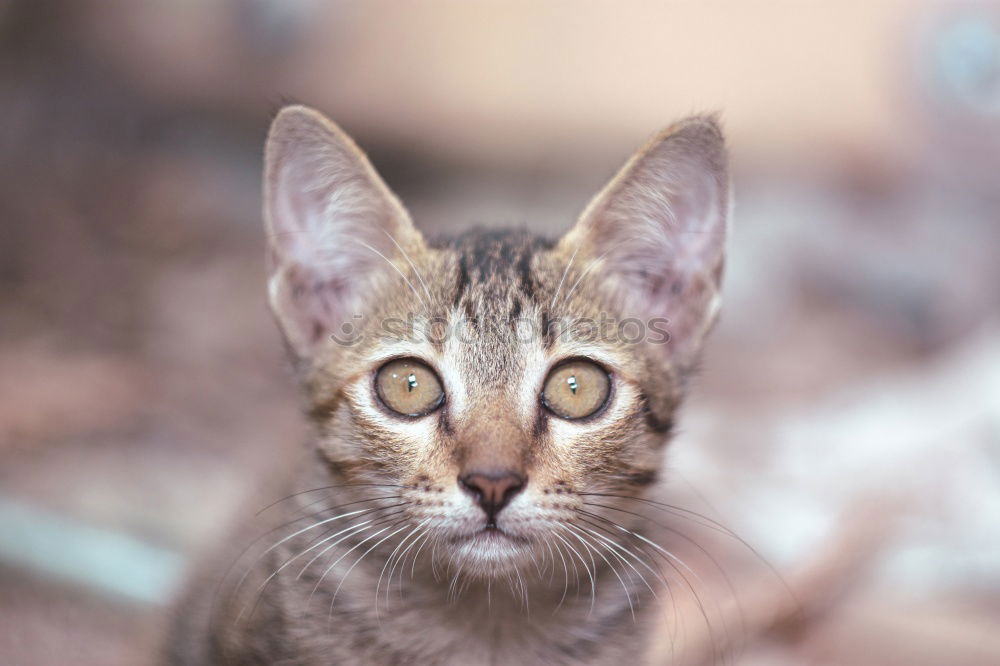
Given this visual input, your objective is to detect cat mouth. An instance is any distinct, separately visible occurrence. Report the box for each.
[452,526,528,546]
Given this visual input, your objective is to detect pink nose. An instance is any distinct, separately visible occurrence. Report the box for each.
[459,471,526,525]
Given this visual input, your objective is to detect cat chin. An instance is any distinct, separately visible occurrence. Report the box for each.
[443,531,538,578]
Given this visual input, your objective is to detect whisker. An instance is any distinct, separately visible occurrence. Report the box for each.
[375,521,427,619]
[580,492,742,539]
[327,520,414,626]
[514,566,529,613]
[552,529,595,616]
[579,508,726,666]
[430,538,442,581]
[351,237,427,310]
[550,241,581,310]
[313,518,410,606]
[550,535,571,612]
[288,491,399,522]
[580,514,684,645]
[574,514,682,656]
[394,526,429,600]
[239,521,373,625]
[558,233,654,310]
[382,229,433,305]
[297,510,407,580]
[542,536,558,586]
[529,545,545,579]
[255,483,406,516]
[230,502,405,618]
[564,523,635,621]
[582,503,724,585]
[217,494,402,610]
[238,506,409,624]
[409,528,434,581]
[447,567,462,603]
[581,491,789,590]
[559,246,615,308]
[264,501,406,563]
[574,517,662,597]
[582,499,750,655]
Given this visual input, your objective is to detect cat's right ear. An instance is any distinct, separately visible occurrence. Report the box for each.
[558,116,729,377]
[264,105,424,360]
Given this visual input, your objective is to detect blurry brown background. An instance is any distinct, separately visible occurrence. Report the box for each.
[1,1,999,664]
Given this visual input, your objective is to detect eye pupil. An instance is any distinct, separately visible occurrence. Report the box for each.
[541,360,610,420]
[375,359,444,417]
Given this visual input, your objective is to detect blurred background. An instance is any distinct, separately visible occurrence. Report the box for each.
[1,0,999,663]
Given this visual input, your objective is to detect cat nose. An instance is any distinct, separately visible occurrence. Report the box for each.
[459,471,526,525]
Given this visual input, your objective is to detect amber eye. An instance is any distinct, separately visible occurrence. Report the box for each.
[541,360,611,420]
[375,359,445,417]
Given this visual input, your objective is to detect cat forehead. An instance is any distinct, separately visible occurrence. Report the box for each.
[437,228,555,309]
[358,228,623,367]
[430,229,558,385]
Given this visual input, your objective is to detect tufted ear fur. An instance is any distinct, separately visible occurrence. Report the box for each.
[561,116,729,374]
[264,105,425,360]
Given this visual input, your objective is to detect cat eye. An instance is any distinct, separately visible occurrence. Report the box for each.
[375,358,445,417]
[540,359,611,420]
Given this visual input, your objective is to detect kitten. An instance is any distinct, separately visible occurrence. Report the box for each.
[166,105,729,665]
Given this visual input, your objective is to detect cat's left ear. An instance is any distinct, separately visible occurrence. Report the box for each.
[560,116,729,374]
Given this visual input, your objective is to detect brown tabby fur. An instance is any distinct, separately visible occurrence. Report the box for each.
[166,106,729,665]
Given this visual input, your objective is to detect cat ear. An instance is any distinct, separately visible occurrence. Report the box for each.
[562,115,729,374]
[264,105,424,359]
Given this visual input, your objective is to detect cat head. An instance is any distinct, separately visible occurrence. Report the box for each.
[264,106,728,578]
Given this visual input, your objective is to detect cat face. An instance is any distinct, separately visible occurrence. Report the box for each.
[263,106,728,578]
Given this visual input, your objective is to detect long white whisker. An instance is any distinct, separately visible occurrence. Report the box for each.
[576,518,664,595]
[244,503,401,578]
[542,536,557,585]
[296,511,406,581]
[352,238,427,310]
[580,515,681,655]
[237,520,374,624]
[583,497,755,651]
[552,530,595,615]
[573,521,650,595]
[390,526,426,601]
[559,249,608,309]
[382,230,433,305]
[551,536,570,611]
[430,539,441,581]
[409,529,434,580]
[375,520,430,619]
[447,568,462,603]
[560,234,645,309]
[565,524,634,621]
[581,494,742,540]
[514,566,528,613]
[327,522,412,625]
[310,519,408,604]
[233,504,404,623]
[581,509,725,665]
[550,242,581,309]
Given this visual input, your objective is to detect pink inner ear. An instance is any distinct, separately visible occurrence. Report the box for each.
[262,108,418,358]
[577,120,728,369]
[275,261,357,349]
[604,166,724,290]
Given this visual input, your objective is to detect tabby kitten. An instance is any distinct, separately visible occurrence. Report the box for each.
[167,105,729,665]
